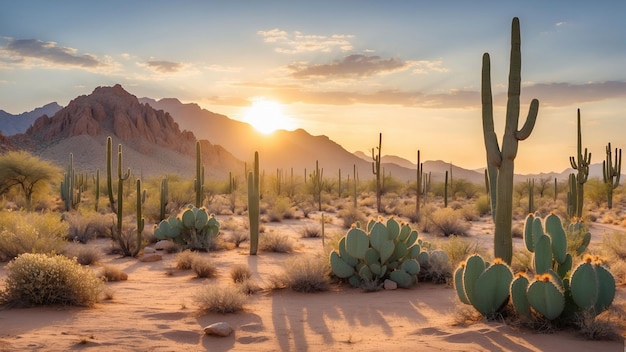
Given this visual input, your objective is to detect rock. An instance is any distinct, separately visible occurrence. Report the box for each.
[143,246,156,254]
[204,322,233,337]
[383,279,397,290]
[138,253,162,262]
[153,240,171,250]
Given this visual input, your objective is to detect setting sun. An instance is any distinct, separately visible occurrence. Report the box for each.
[243,98,294,134]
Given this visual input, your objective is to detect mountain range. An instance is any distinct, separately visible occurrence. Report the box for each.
[0,84,617,184]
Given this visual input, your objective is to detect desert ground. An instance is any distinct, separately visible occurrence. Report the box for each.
[0,207,625,352]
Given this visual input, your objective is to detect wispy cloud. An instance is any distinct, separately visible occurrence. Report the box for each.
[1,38,103,68]
[289,54,409,79]
[142,60,183,73]
[524,81,626,106]
[257,29,354,54]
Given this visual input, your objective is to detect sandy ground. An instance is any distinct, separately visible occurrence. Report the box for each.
[0,214,625,352]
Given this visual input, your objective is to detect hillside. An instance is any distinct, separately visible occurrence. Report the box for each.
[0,102,63,136]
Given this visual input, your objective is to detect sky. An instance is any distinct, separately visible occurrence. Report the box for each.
[1,1,625,174]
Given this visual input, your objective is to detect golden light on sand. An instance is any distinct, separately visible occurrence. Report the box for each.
[243,98,293,134]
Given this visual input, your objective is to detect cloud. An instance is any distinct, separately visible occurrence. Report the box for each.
[523,81,626,106]
[289,54,408,79]
[143,60,183,73]
[1,38,102,68]
[257,29,353,54]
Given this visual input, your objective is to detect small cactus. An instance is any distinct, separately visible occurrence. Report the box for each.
[154,205,219,251]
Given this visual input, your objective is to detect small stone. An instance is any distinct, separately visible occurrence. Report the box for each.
[383,279,397,290]
[204,322,233,337]
[138,253,162,262]
[153,240,171,250]
[143,246,156,253]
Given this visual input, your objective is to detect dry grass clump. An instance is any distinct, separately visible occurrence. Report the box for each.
[99,264,128,282]
[69,245,102,266]
[267,196,295,222]
[230,264,252,283]
[175,250,202,270]
[269,254,329,292]
[426,208,471,237]
[223,230,249,248]
[438,235,486,269]
[338,205,366,229]
[573,307,625,341]
[194,284,247,314]
[0,210,68,261]
[474,195,491,216]
[0,253,103,307]
[259,232,295,253]
[601,232,626,261]
[301,226,322,238]
[419,250,453,284]
[65,211,113,243]
[191,256,218,278]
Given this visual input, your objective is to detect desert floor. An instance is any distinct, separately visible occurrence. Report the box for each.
[0,213,625,352]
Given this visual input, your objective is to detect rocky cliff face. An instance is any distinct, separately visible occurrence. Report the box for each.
[7,84,242,178]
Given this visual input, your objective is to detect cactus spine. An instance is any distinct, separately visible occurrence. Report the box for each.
[371,133,382,213]
[194,141,205,208]
[248,151,260,255]
[569,109,590,218]
[481,17,539,265]
[602,142,621,209]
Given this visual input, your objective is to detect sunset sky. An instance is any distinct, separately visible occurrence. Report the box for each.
[1,1,625,174]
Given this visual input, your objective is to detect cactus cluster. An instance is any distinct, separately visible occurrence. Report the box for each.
[455,213,615,320]
[154,205,220,250]
[330,217,428,289]
[602,142,622,209]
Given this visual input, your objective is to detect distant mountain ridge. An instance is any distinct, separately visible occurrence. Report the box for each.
[1,84,621,184]
[0,102,63,135]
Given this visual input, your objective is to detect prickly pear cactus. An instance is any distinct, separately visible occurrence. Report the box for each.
[329,217,427,289]
[154,205,220,250]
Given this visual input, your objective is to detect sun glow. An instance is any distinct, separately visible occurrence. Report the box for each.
[243,98,294,134]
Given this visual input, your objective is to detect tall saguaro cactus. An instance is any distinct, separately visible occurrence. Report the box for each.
[416,150,422,215]
[569,109,591,218]
[603,142,621,209]
[194,141,205,208]
[106,136,134,256]
[248,151,260,255]
[482,17,539,265]
[371,133,382,213]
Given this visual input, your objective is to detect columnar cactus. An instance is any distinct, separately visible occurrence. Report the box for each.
[569,109,591,218]
[602,142,621,209]
[93,169,100,212]
[454,254,513,317]
[330,217,426,289]
[310,160,324,211]
[248,151,260,255]
[371,133,382,213]
[482,17,539,265]
[60,153,80,211]
[194,141,205,208]
[133,179,145,256]
[416,150,422,215]
[159,177,168,221]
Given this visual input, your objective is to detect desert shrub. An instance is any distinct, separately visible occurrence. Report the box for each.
[65,210,114,243]
[160,240,182,254]
[338,205,366,229]
[427,208,471,237]
[270,254,329,292]
[223,230,249,248]
[0,253,103,307]
[0,210,68,261]
[99,264,128,281]
[601,232,626,261]
[230,264,252,283]
[418,250,453,284]
[474,194,491,216]
[175,250,202,270]
[301,226,322,238]
[259,232,294,253]
[191,257,218,278]
[67,245,102,266]
[194,284,247,314]
[267,196,294,222]
[459,204,479,221]
[438,235,485,269]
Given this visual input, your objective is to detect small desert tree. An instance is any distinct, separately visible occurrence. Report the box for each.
[0,151,61,209]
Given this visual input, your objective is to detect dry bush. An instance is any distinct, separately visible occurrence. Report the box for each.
[301,226,322,239]
[230,264,252,283]
[0,253,103,307]
[99,264,128,282]
[338,205,366,229]
[191,257,218,278]
[65,211,114,243]
[511,221,524,239]
[608,260,626,286]
[223,230,249,248]
[574,307,624,341]
[438,235,486,269]
[194,284,247,314]
[601,232,626,261]
[160,240,181,254]
[459,204,480,222]
[259,232,295,253]
[0,210,68,261]
[67,245,102,266]
[270,254,329,292]
[427,208,471,237]
[419,250,453,284]
[175,250,202,270]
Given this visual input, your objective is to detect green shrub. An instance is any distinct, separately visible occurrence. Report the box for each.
[0,210,68,261]
[194,284,247,314]
[1,253,103,307]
